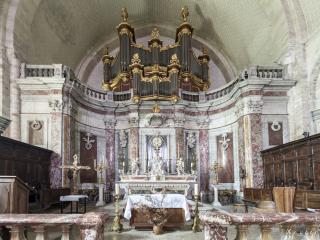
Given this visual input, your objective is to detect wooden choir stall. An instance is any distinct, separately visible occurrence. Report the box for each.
[245,133,320,211]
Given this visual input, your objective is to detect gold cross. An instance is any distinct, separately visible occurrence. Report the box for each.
[60,154,91,194]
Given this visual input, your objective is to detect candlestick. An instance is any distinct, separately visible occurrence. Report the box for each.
[115,183,120,195]
[194,183,199,196]
[192,194,201,232]
[112,194,123,232]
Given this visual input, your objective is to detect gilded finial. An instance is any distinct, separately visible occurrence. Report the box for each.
[181,6,189,22]
[131,53,141,64]
[152,102,160,113]
[170,54,179,64]
[151,28,160,39]
[202,46,208,55]
[121,7,128,22]
[104,47,109,56]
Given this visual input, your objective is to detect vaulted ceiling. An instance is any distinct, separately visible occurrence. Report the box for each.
[11,0,320,80]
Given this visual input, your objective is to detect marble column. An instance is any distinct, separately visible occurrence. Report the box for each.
[50,110,63,188]
[241,114,263,188]
[199,129,210,192]
[105,127,115,190]
[238,116,246,191]
[8,52,20,140]
[250,114,263,188]
[176,127,184,159]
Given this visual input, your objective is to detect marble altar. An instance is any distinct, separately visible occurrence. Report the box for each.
[119,175,196,196]
[124,194,191,221]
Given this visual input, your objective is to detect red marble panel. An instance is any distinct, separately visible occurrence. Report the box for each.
[268,122,283,146]
[199,129,209,191]
[217,133,234,183]
[105,129,115,190]
[80,132,97,183]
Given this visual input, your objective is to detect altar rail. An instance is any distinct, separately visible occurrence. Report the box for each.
[21,64,284,103]
[0,212,107,240]
[200,211,320,240]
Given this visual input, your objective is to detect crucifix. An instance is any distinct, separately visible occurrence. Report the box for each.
[60,154,91,194]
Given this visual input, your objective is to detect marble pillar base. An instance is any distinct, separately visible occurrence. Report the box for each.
[96,184,105,207]
[212,186,222,207]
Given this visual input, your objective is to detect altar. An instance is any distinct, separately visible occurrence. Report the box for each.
[119,175,196,196]
[124,194,191,229]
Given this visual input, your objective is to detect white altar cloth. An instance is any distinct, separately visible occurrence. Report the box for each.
[60,195,88,202]
[124,194,191,221]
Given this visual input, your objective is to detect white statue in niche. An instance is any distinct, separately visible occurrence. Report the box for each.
[176,157,185,175]
[186,132,196,149]
[131,158,140,175]
[119,130,127,148]
[149,135,165,178]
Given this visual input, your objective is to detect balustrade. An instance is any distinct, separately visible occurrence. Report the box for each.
[247,66,284,79]
[200,211,320,240]
[0,212,107,240]
[21,64,285,103]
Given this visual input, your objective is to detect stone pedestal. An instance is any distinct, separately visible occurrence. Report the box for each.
[212,185,222,207]
[96,184,105,207]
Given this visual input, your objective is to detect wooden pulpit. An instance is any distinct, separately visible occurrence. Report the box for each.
[0,176,31,213]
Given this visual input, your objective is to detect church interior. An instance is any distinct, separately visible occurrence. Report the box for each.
[1,0,320,239]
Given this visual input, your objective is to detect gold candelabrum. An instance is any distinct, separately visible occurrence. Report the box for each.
[192,184,201,233]
[210,162,222,184]
[94,159,107,184]
[192,191,201,232]
[112,193,123,232]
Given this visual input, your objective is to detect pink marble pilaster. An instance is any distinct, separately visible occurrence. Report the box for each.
[250,114,263,188]
[50,152,62,189]
[50,112,63,188]
[199,129,210,191]
[238,116,246,191]
[105,129,115,190]
[176,127,184,159]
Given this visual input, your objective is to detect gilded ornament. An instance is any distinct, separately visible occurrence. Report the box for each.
[151,28,160,39]
[170,54,179,65]
[152,103,160,113]
[181,6,189,22]
[121,7,128,22]
[131,53,141,64]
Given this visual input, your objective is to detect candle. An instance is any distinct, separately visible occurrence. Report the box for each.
[94,159,97,168]
[115,183,119,195]
[194,183,199,196]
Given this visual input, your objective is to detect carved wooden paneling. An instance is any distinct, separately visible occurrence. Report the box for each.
[262,133,320,190]
[0,136,52,187]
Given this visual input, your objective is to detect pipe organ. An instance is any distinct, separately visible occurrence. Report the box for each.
[102,7,210,103]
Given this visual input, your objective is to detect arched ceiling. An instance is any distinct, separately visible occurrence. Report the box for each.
[12,0,293,79]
